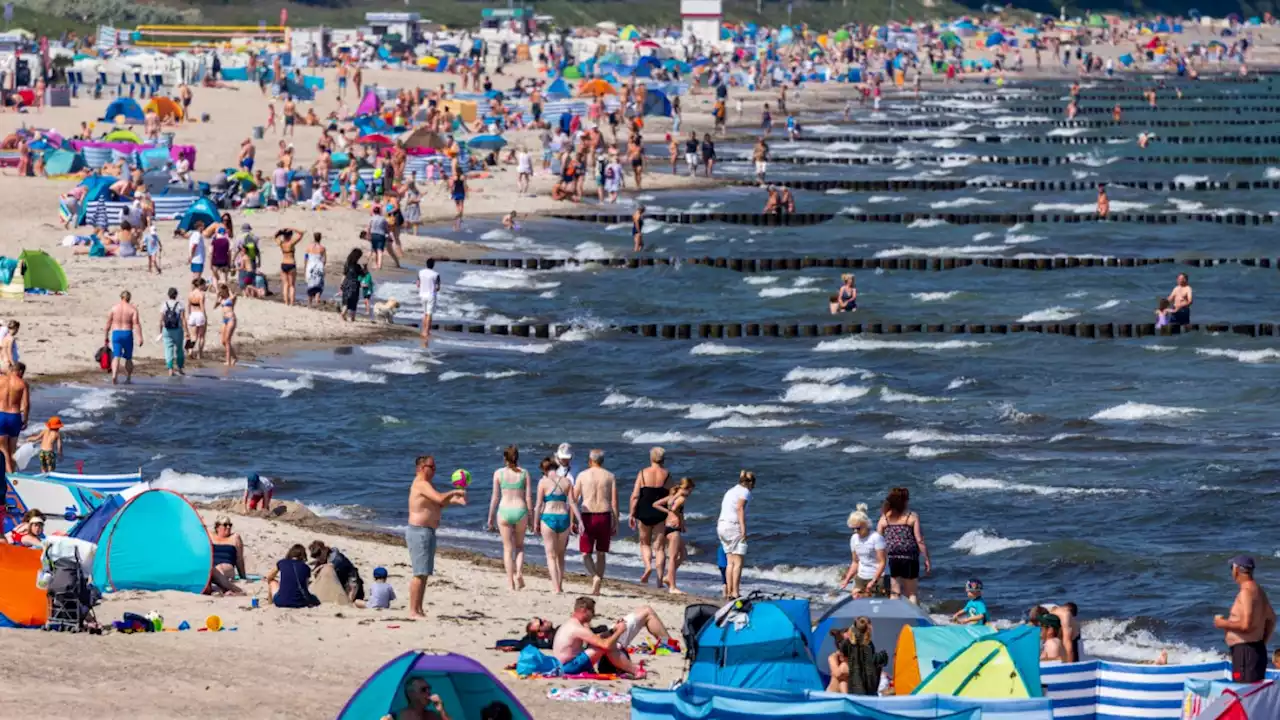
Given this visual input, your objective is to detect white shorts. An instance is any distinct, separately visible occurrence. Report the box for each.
[718,522,746,556]
[755,161,768,175]
[187,311,206,328]
[420,295,437,315]
[685,153,698,167]
[619,612,643,647]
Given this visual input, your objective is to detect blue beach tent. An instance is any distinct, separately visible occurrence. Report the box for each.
[102,97,145,124]
[43,148,86,176]
[688,597,823,692]
[545,77,571,99]
[177,197,220,232]
[92,489,211,593]
[339,652,531,720]
[72,175,115,226]
[69,492,126,544]
[643,89,673,117]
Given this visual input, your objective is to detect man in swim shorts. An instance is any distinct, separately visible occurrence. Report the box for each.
[406,455,467,618]
[103,290,142,385]
[0,361,28,472]
[575,449,618,595]
[1215,555,1275,683]
[1168,273,1193,326]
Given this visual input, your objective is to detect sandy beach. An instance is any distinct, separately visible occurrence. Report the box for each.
[1,501,694,719]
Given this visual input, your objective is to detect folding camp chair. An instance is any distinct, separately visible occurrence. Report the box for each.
[681,602,719,671]
[44,547,100,633]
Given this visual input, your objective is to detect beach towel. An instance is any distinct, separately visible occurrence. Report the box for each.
[0,257,18,285]
[547,686,631,704]
[310,563,352,605]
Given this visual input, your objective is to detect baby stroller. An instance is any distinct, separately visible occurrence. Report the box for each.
[680,602,720,673]
[43,544,100,633]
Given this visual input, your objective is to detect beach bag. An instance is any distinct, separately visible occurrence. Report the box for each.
[516,645,560,677]
[95,345,111,371]
[162,301,182,330]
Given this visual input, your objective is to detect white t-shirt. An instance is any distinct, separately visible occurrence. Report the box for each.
[516,151,532,174]
[188,231,206,265]
[417,267,440,300]
[718,485,751,527]
[850,531,886,580]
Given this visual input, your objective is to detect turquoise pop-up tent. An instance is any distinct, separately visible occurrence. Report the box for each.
[92,489,211,593]
[43,148,86,175]
[102,97,145,123]
[339,652,531,720]
[177,196,221,232]
[689,597,823,692]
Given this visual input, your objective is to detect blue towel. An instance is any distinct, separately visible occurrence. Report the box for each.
[0,256,19,284]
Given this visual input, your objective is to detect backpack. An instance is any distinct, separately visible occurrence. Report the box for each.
[162,301,182,330]
[243,235,260,262]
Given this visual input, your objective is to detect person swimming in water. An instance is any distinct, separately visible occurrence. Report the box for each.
[1168,273,1193,326]
[837,274,857,312]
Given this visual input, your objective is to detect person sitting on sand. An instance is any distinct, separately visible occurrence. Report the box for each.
[308,540,365,603]
[267,543,320,608]
[8,510,44,547]
[396,677,452,720]
[210,515,247,581]
[553,597,673,676]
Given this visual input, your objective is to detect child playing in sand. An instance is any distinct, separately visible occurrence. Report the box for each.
[1155,298,1173,328]
[357,566,395,609]
[24,416,63,472]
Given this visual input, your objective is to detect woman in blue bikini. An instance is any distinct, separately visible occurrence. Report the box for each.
[488,445,533,591]
[534,456,581,594]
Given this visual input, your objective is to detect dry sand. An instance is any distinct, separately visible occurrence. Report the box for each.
[0,501,695,719]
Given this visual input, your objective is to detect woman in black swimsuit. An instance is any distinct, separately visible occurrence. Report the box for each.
[629,446,671,587]
[838,274,857,312]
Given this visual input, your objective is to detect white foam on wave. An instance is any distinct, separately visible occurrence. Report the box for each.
[1266,168,1280,180]
[1168,198,1205,212]
[935,472,1120,497]
[432,337,554,355]
[1018,307,1079,323]
[600,391,687,412]
[782,383,872,404]
[1047,127,1090,136]
[1094,300,1122,310]
[760,287,822,298]
[1082,618,1223,664]
[784,367,876,383]
[907,219,949,229]
[743,276,780,285]
[380,415,403,424]
[1070,154,1121,167]
[686,403,794,420]
[881,388,951,404]
[455,269,561,292]
[1032,200,1149,213]
[952,529,1036,555]
[929,197,993,210]
[868,195,906,204]
[437,370,526,382]
[371,359,433,376]
[875,244,1004,258]
[289,368,387,385]
[886,429,1026,444]
[59,386,123,419]
[842,445,871,454]
[691,342,759,356]
[815,337,988,353]
[930,138,963,149]
[1091,402,1204,421]
[911,291,960,302]
[1004,232,1043,245]
[709,415,802,429]
[946,377,977,390]
[780,435,839,451]
[1195,348,1280,364]
[247,376,316,398]
[151,468,245,499]
[621,430,719,444]
[996,402,1037,424]
[907,446,952,459]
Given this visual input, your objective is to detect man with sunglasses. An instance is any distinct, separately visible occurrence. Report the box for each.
[398,677,451,720]
[406,455,467,618]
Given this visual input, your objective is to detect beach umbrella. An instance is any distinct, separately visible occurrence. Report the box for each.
[1146,37,1163,49]
[359,134,395,146]
[619,25,639,41]
[985,32,1006,47]
[1207,40,1227,51]
[940,31,961,48]
[635,39,660,49]
[102,129,141,144]
[416,56,439,68]
[577,78,616,96]
[467,135,506,151]
[834,29,851,42]
[561,65,583,80]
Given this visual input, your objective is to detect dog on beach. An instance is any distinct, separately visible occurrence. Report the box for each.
[372,298,399,324]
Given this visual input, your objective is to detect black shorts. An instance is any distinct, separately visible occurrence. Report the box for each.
[888,556,920,580]
[1230,640,1268,682]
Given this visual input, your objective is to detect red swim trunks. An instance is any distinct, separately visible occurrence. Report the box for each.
[579,512,612,553]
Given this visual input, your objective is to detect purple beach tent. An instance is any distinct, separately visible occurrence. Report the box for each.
[337,651,531,719]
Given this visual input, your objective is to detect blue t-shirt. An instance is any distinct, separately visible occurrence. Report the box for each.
[962,598,988,623]
[273,559,318,608]
[367,581,396,609]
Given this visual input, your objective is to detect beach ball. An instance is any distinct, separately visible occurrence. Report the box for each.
[451,469,472,488]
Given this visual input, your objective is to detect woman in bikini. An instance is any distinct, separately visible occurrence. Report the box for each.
[629,446,671,586]
[837,274,858,312]
[487,445,532,591]
[217,283,238,366]
[186,278,208,360]
[533,456,580,594]
[651,477,695,594]
[275,228,303,306]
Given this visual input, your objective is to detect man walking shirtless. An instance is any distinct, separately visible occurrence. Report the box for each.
[0,362,28,472]
[576,449,618,595]
[104,290,142,384]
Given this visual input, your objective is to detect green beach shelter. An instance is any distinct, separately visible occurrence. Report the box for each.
[940,31,962,49]
[561,65,583,80]
[1088,14,1107,27]
[102,128,141,144]
[18,250,68,292]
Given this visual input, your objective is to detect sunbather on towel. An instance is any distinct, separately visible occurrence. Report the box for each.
[552,598,671,677]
